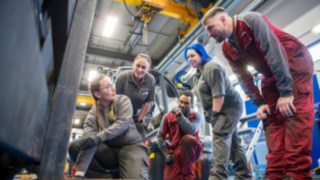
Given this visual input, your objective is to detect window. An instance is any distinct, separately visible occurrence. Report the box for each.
[308,41,320,62]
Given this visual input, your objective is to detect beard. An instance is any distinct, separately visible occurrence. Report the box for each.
[215,38,224,43]
[212,30,227,43]
[214,34,225,43]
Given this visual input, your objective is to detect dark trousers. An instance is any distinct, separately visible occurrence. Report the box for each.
[208,104,252,180]
[68,139,148,179]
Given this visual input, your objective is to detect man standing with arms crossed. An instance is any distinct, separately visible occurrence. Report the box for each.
[202,7,314,180]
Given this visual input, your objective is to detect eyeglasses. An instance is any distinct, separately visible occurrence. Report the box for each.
[99,83,114,91]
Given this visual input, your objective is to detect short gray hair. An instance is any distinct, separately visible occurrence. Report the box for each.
[202,7,226,25]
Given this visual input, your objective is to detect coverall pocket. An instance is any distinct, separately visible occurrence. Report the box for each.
[289,55,310,74]
[140,154,149,180]
[212,114,232,135]
[283,38,309,73]
[294,84,311,102]
[223,43,241,61]
[297,84,310,95]
[293,84,313,113]
[143,154,149,167]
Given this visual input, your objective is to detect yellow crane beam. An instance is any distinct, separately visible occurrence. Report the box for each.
[76,95,95,106]
[115,0,214,38]
[160,1,214,36]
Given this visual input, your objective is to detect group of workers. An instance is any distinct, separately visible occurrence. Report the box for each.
[68,7,314,180]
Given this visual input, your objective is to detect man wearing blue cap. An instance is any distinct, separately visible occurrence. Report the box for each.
[184,43,252,179]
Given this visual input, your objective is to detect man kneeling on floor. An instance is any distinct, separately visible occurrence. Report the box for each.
[157,90,204,180]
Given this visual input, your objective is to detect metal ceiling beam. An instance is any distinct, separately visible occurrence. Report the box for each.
[87,46,136,61]
[87,46,161,64]
[125,21,144,47]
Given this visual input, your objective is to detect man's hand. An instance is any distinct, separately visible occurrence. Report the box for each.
[79,135,102,151]
[204,111,212,124]
[205,111,222,126]
[257,104,271,120]
[165,154,174,164]
[147,122,154,131]
[170,106,182,117]
[276,96,296,117]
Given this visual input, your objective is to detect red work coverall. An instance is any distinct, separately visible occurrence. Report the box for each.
[159,112,203,180]
[222,12,314,179]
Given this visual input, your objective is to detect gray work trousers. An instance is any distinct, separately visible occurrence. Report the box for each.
[208,106,252,180]
[68,139,148,179]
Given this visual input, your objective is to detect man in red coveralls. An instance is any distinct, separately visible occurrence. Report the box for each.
[202,7,314,180]
[157,90,203,180]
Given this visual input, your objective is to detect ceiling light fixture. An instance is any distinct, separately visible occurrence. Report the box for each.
[74,118,81,125]
[103,16,118,37]
[88,70,97,81]
[311,24,320,34]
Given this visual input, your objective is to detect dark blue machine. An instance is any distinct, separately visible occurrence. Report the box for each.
[311,75,320,169]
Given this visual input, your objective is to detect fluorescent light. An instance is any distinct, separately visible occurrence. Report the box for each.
[311,24,320,34]
[88,70,97,81]
[74,118,81,125]
[103,16,118,37]
[79,102,86,106]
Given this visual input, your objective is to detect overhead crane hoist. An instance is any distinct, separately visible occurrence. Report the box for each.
[76,0,217,107]
[116,0,216,42]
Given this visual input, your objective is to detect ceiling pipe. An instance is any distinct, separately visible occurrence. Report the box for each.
[125,21,143,47]
[240,0,266,13]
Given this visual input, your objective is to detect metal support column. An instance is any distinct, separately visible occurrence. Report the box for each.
[38,0,97,179]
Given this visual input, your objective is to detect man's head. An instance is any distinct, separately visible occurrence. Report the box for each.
[202,7,233,43]
[178,90,194,115]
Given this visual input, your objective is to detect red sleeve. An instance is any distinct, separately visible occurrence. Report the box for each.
[223,42,265,106]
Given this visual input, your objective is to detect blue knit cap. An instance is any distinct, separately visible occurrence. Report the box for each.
[184,43,212,64]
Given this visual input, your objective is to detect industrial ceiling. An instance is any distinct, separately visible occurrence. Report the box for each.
[72,0,320,129]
